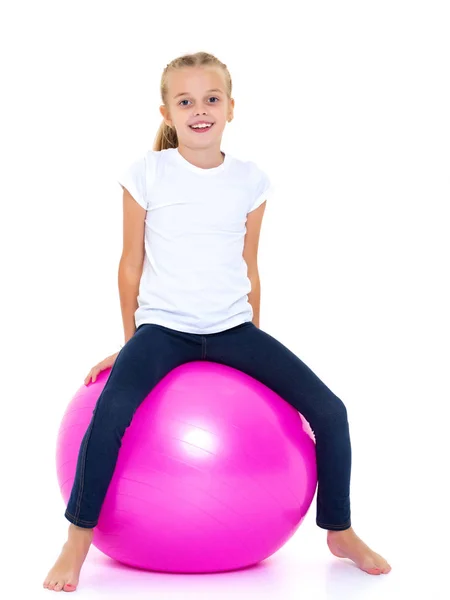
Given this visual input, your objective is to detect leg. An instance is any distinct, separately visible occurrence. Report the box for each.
[205,322,351,530]
[65,324,202,528]
[44,324,203,591]
[204,322,391,575]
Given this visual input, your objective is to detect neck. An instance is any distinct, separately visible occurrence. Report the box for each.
[176,143,224,169]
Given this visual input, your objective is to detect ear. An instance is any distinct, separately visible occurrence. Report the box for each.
[228,98,235,122]
[160,105,172,127]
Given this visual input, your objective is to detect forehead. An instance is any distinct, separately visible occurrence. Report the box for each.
[169,67,225,99]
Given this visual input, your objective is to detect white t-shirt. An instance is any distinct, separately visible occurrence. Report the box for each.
[118,147,273,334]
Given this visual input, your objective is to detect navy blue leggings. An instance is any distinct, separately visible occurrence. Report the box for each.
[65,321,352,531]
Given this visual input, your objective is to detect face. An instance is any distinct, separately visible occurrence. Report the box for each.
[160,66,234,150]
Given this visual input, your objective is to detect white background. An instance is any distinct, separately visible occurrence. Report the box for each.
[1,0,449,598]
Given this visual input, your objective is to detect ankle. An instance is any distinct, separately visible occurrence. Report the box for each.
[328,527,353,537]
[68,524,94,540]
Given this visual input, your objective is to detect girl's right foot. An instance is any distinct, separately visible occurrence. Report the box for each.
[43,524,93,592]
[327,527,391,575]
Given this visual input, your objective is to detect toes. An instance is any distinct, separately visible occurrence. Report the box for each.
[366,562,392,575]
[43,578,77,591]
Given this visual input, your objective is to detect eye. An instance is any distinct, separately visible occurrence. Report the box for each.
[178,97,220,106]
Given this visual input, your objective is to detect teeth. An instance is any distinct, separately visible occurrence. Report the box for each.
[191,123,212,129]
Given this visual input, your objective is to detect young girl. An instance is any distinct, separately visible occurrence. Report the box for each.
[44,51,391,592]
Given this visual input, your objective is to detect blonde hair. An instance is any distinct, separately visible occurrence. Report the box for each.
[153,51,232,151]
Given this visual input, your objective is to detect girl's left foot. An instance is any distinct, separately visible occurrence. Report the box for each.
[327,527,392,575]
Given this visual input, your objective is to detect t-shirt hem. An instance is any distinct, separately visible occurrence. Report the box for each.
[135,315,253,335]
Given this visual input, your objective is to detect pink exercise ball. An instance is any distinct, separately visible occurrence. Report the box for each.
[56,361,317,573]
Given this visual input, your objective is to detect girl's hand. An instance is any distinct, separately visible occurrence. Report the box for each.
[84,351,120,385]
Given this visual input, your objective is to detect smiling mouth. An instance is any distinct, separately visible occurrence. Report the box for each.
[189,123,215,132]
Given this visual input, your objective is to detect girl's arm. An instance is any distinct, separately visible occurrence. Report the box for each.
[118,187,147,344]
[243,201,267,328]
[248,274,261,328]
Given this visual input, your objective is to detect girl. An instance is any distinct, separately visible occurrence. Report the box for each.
[44,51,391,592]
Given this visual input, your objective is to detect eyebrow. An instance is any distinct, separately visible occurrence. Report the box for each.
[173,88,223,99]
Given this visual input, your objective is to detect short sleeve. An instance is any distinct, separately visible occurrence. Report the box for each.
[117,155,148,210]
[248,165,274,213]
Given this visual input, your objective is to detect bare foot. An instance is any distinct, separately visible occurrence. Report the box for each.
[43,524,93,592]
[327,527,391,575]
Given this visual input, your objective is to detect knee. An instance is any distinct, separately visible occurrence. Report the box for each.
[313,393,349,429]
[333,395,348,418]
[94,388,133,429]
